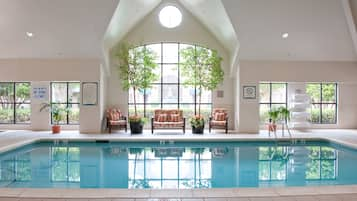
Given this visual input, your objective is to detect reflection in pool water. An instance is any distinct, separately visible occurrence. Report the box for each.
[0,141,356,188]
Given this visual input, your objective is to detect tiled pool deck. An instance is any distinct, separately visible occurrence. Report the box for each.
[1,129,357,201]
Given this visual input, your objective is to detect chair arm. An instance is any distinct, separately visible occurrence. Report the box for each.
[209,116,213,121]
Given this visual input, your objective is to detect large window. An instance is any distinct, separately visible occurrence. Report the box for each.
[0,152,31,182]
[306,83,337,124]
[51,82,80,125]
[259,83,288,123]
[0,82,31,124]
[128,43,212,121]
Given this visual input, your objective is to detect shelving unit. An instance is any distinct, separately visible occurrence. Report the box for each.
[289,89,311,129]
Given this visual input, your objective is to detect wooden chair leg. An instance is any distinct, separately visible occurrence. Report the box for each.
[109,125,112,134]
[225,122,228,134]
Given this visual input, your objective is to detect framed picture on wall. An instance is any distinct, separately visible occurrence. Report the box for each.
[82,82,98,105]
[243,85,256,99]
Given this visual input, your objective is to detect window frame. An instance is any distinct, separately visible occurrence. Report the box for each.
[50,82,80,125]
[50,146,80,183]
[0,82,31,124]
[259,82,288,124]
[305,146,337,180]
[307,83,338,124]
[127,42,212,119]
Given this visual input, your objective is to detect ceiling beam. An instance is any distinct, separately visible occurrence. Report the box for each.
[342,0,357,57]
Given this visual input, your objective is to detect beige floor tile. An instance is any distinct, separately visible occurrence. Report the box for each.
[150,190,192,198]
[293,196,319,201]
[314,195,341,201]
[248,197,274,201]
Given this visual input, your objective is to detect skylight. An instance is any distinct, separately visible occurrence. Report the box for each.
[159,6,182,28]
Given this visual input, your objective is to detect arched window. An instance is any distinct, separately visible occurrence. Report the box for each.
[128,43,212,120]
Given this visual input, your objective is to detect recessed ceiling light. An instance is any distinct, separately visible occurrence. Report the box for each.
[26,32,33,37]
[282,32,289,39]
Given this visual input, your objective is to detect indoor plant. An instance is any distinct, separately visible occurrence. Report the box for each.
[114,43,158,134]
[180,46,224,134]
[40,103,67,134]
[267,108,279,132]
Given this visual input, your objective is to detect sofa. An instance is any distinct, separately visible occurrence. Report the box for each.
[106,108,127,133]
[209,108,228,133]
[151,109,186,134]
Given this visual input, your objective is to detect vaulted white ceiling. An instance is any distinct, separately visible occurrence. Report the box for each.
[1,0,357,62]
[0,0,118,58]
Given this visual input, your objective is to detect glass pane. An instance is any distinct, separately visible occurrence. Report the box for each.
[52,83,67,103]
[271,104,286,110]
[162,104,178,109]
[163,64,178,83]
[163,85,178,103]
[0,83,14,103]
[146,44,161,63]
[68,104,80,124]
[179,44,194,63]
[152,65,161,84]
[180,104,195,125]
[310,104,321,123]
[163,43,178,63]
[271,83,286,103]
[259,83,270,103]
[15,103,31,123]
[197,88,211,104]
[259,104,270,123]
[146,85,161,103]
[306,84,321,103]
[180,85,195,103]
[16,160,31,181]
[322,83,336,103]
[200,104,212,121]
[129,104,144,117]
[180,160,194,179]
[68,83,80,103]
[0,103,14,123]
[307,147,320,159]
[129,88,144,104]
[322,104,336,124]
[259,147,271,160]
[146,104,161,118]
[52,104,67,124]
[15,83,30,103]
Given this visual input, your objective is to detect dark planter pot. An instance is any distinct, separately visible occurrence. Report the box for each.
[130,121,143,134]
[192,125,204,134]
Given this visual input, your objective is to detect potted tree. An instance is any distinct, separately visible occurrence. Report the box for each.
[114,43,158,134]
[40,103,67,134]
[180,46,224,134]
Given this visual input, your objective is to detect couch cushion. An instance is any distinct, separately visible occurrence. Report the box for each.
[153,121,184,127]
[110,120,126,125]
[211,120,226,126]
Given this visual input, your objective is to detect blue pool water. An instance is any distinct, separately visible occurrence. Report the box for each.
[0,140,356,189]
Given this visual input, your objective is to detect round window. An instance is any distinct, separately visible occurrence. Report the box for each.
[159,6,182,28]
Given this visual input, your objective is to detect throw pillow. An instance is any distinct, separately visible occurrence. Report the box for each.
[157,114,168,122]
[214,112,226,121]
[170,114,180,122]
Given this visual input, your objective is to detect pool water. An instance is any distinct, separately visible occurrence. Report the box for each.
[0,140,356,189]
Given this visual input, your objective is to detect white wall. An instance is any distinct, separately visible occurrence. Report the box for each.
[0,59,102,133]
[107,1,235,128]
[238,60,357,133]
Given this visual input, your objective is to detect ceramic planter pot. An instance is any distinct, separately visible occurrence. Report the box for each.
[130,121,143,134]
[192,125,204,134]
[52,125,61,134]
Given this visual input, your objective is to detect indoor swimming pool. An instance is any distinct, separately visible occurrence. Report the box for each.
[0,139,355,189]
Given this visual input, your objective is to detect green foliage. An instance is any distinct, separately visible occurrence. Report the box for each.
[114,43,159,118]
[189,116,205,128]
[40,103,68,125]
[268,109,279,123]
[267,106,290,124]
[306,83,336,103]
[180,46,224,119]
